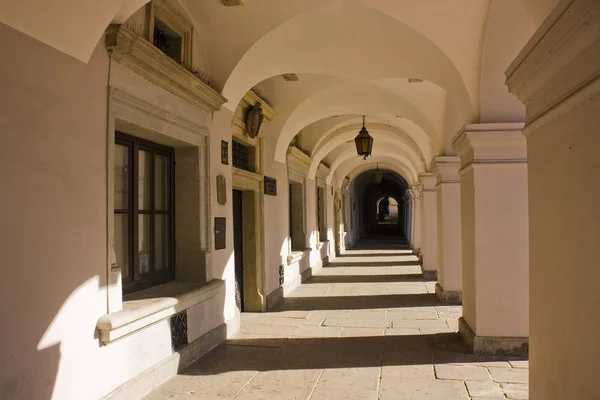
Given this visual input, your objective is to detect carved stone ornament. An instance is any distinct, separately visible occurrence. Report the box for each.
[246,103,264,139]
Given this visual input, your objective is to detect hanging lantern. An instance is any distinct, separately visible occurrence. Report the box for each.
[373,164,383,184]
[354,115,373,160]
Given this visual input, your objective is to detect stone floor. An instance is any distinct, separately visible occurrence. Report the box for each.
[145,243,529,400]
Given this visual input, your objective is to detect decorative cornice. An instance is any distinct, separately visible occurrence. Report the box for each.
[243,91,276,121]
[431,156,461,184]
[505,0,600,131]
[316,163,331,181]
[452,123,527,168]
[418,173,437,191]
[287,145,312,177]
[105,25,226,113]
[219,0,244,6]
[231,90,276,139]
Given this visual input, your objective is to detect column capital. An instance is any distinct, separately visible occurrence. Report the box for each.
[452,123,527,167]
[431,156,461,184]
[409,185,423,200]
[418,172,437,191]
[506,0,600,133]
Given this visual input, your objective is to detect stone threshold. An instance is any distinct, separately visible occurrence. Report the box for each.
[97,279,224,344]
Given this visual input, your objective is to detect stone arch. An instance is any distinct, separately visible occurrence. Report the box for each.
[273,83,440,163]
[222,1,474,122]
[308,123,427,180]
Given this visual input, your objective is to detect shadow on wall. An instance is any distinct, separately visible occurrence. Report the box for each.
[0,273,106,398]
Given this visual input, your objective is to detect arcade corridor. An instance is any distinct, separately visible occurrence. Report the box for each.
[145,242,528,400]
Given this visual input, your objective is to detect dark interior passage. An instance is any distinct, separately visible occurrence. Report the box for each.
[353,169,409,241]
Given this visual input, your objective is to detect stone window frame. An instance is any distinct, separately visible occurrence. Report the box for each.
[99,82,213,344]
[147,0,194,69]
[287,146,311,260]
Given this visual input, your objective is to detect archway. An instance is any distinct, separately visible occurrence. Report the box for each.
[351,169,409,240]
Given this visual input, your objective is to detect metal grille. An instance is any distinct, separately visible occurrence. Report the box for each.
[232,141,250,171]
[279,265,284,286]
[170,311,188,351]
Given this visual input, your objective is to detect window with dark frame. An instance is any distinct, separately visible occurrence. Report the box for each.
[153,18,183,63]
[114,132,175,294]
[232,140,250,171]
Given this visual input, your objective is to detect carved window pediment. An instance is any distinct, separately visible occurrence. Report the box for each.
[106,25,226,113]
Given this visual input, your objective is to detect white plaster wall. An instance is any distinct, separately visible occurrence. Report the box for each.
[262,127,290,297]
[460,168,477,331]
[0,24,111,399]
[473,164,528,337]
[436,182,463,292]
[0,24,227,400]
[527,97,600,400]
[479,0,533,123]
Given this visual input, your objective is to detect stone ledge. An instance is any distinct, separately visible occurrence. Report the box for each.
[103,323,227,400]
[287,248,311,265]
[435,283,462,304]
[97,279,224,344]
[459,317,528,356]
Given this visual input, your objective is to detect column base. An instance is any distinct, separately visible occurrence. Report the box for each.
[459,317,528,356]
[435,283,461,304]
[421,268,437,281]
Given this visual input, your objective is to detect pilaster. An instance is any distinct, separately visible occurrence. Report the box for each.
[506,1,600,397]
[452,123,528,354]
[408,184,423,251]
[431,156,462,304]
[418,173,438,280]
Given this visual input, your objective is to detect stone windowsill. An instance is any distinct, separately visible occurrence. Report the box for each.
[96,279,224,345]
[317,241,329,251]
[287,248,311,265]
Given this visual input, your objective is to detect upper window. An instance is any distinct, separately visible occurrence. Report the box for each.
[153,18,183,63]
[114,132,175,294]
[148,0,193,68]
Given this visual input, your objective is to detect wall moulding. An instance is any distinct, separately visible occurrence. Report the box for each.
[287,146,312,178]
[452,123,527,168]
[105,25,226,113]
[506,0,600,132]
[431,156,461,184]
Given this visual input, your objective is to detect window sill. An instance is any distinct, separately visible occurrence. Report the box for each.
[317,241,329,251]
[287,248,311,265]
[97,279,224,345]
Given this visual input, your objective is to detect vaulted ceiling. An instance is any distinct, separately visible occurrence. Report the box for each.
[0,0,559,186]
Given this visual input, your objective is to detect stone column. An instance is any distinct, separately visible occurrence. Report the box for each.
[405,191,413,246]
[506,1,600,397]
[404,194,411,241]
[418,173,438,280]
[409,185,423,251]
[431,156,462,304]
[453,123,528,354]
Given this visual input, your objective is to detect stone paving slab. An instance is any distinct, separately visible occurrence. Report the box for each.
[144,248,529,400]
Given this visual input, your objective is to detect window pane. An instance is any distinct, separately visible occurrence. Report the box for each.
[138,214,151,275]
[138,150,151,210]
[114,214,130,279]
[114,144,129,210]
[155,154,168,211]
[155,215,169,271]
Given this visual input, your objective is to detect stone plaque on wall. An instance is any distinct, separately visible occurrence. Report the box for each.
[214,217,226,250]
[216,175,227,205]
[221,140,229,165]
[264,176,277,196]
